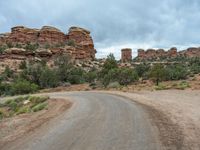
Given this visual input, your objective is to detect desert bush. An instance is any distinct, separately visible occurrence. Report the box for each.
[107,82,121,89]
[54,55,73,82]
[1,66,14,80]
[176,81,190,90]
[189,57,200,74]
[19,61,27,70]
[0,110,4,120]
[39,67,59,88]
[0,45,7,54]
[16,107,30,115]
[0,82,11,96]
[67,40,76,47]
[0,96,49,119]
[155,84,168,90]
[117,68,139,85]
[148,64,168,85]
[165,64,188,80]
[85,71,97,83]
[32,102,47,112]
[29,96,49,104]
[10,79,39,95]
[25,43,39,51]
[135,63,150,78]
[68,67,85,84]
[7,42,13,48]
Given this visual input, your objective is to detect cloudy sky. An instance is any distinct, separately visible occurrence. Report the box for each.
[0,0,200,58]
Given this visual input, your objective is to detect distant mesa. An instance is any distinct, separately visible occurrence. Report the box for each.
[136,47,200,61]
[120,46,200,62]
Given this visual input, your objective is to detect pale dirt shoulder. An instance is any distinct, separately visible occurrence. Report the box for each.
[0,99,72,148]
[106,90,200,150]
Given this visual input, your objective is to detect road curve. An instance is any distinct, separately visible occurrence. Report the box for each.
[2,92,162,150]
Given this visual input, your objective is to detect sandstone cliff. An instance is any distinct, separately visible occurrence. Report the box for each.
[0,26,96,72]
[0,26,96,60]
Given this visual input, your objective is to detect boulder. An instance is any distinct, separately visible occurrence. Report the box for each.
[4,48,26,55]
[36,48,52,57]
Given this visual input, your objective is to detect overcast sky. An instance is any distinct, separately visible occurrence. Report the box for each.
[0,0,200,58]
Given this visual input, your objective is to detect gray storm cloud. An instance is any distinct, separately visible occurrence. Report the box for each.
[0,0,200,58]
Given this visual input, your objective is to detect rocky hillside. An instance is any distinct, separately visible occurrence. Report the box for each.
[0,26,96,72]
[137,47,200,61]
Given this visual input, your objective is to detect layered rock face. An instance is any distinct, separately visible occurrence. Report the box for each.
[0,26,96,58]
[0,25,96,72]
[38,26,66,45]
[121,48,132,62]
[137,47,200,60]
[67,27,96,60]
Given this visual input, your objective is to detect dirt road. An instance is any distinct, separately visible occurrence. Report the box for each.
[2,92,162,150]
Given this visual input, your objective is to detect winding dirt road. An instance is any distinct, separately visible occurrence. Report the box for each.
[2,92,163,150]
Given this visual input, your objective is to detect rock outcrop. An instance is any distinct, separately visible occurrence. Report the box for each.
[137,47,200,60]
[121,48,132,62]
[0,25,96,60]
[68,27,96,60]
[0,25,96,73]
[38,26,66,45]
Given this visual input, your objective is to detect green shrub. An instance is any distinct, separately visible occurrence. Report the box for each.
[8,101,18,111]
[0,109,4,120]
[0,82,11,96]
[85,71,97,83]
[0,45,7,54]
[19,61,27,70]
[117,68,139,85]
[68,68,85,84]
[29,96,49,104]
[45,44,50,49]
[16,107,30,115]
[1,66,13,79]
[10,80,39,95]
[107,82,121,89]
[32,102,47,112]
[67,40,76,47]
[176,81,190,90]
[7,42,13,48]
[25,43,39,51]
[39,67,59,88]
[135,63,150,78]
[165,65,188,80]
[155,84,168,90]
[149,64,168,85]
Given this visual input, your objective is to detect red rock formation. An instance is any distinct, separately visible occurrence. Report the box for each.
[137,47,200,60]
[68,27,96,60]
[38,26,66,45]
[0,26,96,61]
[0,26,96,72]
[168,47,177,57]
[184,47,200,58]
[121,48,132,62]
[7,26,39,45]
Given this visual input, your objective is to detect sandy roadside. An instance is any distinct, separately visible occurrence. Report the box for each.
[0,99,72,147]
[106,90,200,150]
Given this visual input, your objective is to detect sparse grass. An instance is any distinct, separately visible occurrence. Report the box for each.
[176,81,190,90]
[0,95,49,120]
[32,102,48,112]
[155,83,169,90]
